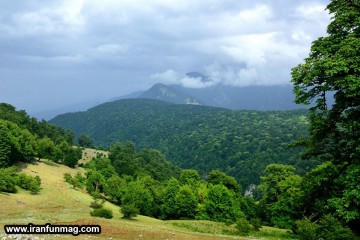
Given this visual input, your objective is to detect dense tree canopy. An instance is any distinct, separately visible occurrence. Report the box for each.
[291,0,360,233]
[50,99,316,189]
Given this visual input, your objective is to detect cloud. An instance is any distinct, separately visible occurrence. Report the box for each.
[151,69,216,88]
[0,0,331,112]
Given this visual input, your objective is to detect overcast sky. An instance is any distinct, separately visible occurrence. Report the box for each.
[0,0,330,113]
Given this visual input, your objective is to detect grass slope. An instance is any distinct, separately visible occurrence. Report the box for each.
[0,159,272,240]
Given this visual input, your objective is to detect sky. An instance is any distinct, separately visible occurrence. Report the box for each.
[0,0,331,114]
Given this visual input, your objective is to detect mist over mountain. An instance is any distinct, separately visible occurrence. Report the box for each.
[139,83,203,105]
[132,72,303,110]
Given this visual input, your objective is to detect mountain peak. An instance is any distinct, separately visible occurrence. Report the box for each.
[139,83,203,105]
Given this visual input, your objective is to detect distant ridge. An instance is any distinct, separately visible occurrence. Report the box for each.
[139,83,203,105]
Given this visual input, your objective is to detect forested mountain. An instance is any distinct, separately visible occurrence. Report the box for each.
[139,83,203,105]
[50,99,318,188]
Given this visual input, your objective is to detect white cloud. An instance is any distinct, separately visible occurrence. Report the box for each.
[296,3,327,20]
[151,69,181,84]
[0,0,332,111]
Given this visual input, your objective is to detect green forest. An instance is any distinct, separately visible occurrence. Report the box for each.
[50,99,319,189]
[0,103,82,193]
[1,0,359,239]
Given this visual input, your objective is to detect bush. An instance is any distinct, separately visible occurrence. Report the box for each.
[90,208,113,219]
[121,204,139,219]
[295,218,318,240]
[16,173,41,194]
[295,215,354,240]
[317,214,353,240]
[250,218,262,231]
[90,200,104,209]
[236,218,251,236]
[64,173,73,183]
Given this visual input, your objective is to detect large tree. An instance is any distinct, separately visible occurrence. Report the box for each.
[291,0,359,232]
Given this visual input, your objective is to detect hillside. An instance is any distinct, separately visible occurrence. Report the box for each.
[50,99,318,188]
[0,158,294,240]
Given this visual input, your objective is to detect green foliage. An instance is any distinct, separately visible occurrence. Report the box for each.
[86,171,106,193]
[175,185,198,219]
[50,99,314,188]
[161,178,180,219]
[37,138,55,160]
[291,0,360,232]
[0,167,18,193]
[109,142,180,181]
[77,134,94,148]
[0,103,73,145]
[64,172,85,189]
[180,169,201,187]
[0,120,37,166]
[258,164,302,228]
[236,218,251,236]
[295,215,353,240]
[16,173,41,194]
[63,147,82,168]
[294,218,318,240]
[85,157,117,179]
[121,204,139,219]
[89,194,105,209]
[317,214,354,240]
[104,175,126,204]
[0,124,12,167]
[201,184,243,223]
[207,170,241,193]
[90,208,113,219]
[121,180,155,217]
[250,218,262,231]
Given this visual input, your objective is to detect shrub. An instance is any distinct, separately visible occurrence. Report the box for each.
[121,204,139,219]
[90,208,113,219]
[64,173,73,183]
[16,173,41,194]
[90,201,104,209]
[295,218,318,240]
[317,214,353,240]
[236,218,251,236]
[295,215,354,240]
[250,218,262,231]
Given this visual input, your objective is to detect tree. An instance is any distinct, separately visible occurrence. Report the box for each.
[121,204,139,219]
[202,184,243,223]
[258,164,301,228]
[86,171,106,193]
[104,175,126,204]
[175,185,198,219]
[0,120,37,165]
[0,167,18,193]
[0,124,11,167]
[78,134,94,148]
[207,170,242,194]
[180,169,201,187]
[161,177,180,219]
[291,0,360,232]
[121,180,154,217]
[37,138,55,161]
[63,147,81,168]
